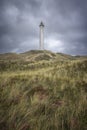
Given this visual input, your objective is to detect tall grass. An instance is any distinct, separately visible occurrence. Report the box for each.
[0,57,87,130]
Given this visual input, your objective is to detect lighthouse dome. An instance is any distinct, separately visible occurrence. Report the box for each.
[39,21,44,27]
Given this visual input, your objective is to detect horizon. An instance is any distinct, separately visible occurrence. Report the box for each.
[0,49,87,56]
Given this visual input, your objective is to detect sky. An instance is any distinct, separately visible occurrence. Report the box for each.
[0,0,87,55]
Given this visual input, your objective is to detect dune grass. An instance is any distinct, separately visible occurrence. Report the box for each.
[0,52,87,130]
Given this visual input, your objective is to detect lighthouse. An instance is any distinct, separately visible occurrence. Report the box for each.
[39,21,44,50]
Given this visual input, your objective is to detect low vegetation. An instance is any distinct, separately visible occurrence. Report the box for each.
[0,50,87,130]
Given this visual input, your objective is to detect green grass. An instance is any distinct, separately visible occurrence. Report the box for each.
[0,50,87,130]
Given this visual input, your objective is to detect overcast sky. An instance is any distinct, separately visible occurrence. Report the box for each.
[0,0,87,55]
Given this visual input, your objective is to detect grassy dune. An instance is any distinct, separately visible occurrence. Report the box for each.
[0,50,87,130]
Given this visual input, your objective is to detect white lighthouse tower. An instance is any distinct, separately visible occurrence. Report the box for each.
[39,21,44,50]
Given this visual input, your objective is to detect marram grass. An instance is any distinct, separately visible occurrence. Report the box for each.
[0,51,87,130]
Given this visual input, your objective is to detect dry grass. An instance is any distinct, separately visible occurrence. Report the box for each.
[0,51,87,130]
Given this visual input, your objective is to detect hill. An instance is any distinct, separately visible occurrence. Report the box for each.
[0,50,75,61]
[0,50,87,130]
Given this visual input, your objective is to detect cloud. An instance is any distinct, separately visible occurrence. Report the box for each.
[0,0,87,55]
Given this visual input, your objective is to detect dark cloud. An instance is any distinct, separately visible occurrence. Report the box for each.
[0,0,87,55]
